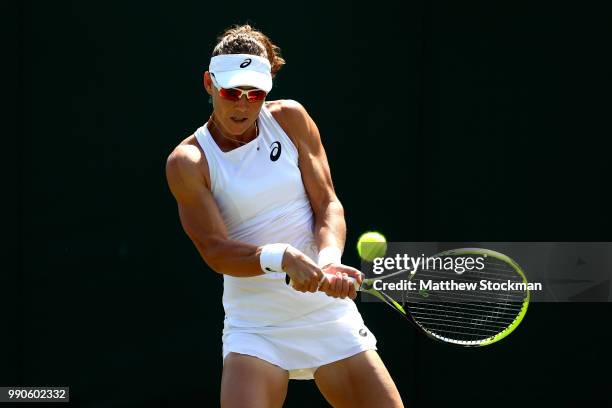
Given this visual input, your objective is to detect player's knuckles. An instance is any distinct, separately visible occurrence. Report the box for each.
[326,289,339,298]
[335,278,343,292]
[293,282,308,292]
[341,280,350,297]
[331,279,339,292]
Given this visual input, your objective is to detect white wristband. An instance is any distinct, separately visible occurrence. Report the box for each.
[317,246,342,267]
[260,243,290,273]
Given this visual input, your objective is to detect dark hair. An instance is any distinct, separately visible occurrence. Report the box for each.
[212,24,285,76]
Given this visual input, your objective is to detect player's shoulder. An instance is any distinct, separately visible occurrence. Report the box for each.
[266,99,310,128]
[166,134,207,181]
[266,99,308,121]
[266,98,306,113]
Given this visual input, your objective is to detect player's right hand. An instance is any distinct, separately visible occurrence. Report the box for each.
[282,246,324,293]
[318,264,363,299]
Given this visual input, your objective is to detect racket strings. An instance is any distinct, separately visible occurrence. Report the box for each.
[406,301,523,318]
[414,269,523,283]
[412,261,525,282]
[403,289,523,303]
[408,307,522,330]
[410,318,507,333]
[393,257,528,343]
[408,302,524,342]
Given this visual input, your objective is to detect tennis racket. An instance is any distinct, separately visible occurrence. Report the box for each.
[290,248,530,346]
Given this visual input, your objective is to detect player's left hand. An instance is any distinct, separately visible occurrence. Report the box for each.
[318,264,363,299]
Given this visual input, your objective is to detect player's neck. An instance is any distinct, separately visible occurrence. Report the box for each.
[208,116,259,150]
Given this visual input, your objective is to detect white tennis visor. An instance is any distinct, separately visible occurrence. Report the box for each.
[208,54,273,92]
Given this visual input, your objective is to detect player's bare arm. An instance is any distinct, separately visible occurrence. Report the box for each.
[165,138,324,287]
[270,100,363,298]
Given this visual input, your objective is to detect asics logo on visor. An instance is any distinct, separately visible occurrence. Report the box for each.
[240,58,252,68]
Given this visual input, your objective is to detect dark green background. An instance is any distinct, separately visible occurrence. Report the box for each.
[3,0,611,407]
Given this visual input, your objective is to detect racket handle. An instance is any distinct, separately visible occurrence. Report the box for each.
[286,272,360,291]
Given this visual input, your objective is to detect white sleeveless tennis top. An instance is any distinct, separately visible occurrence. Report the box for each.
[194,105,355,328]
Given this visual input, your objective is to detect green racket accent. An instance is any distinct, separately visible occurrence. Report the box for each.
[435,248,530,346]
[359,248,530,347]
[362,286,407,315]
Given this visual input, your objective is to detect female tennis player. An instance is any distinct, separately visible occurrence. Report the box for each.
[166,25,404,408]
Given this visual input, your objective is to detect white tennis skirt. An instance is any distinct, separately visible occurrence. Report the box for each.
[222,300,377,380]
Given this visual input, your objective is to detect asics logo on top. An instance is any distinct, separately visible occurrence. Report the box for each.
[240,58,252,68]
[270,141,281,161]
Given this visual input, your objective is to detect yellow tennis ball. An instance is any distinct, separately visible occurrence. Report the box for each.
[357,231,387,262]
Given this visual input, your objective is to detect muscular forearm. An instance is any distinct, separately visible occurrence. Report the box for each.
[191,236,265,277]
[191,235,323,290]
[313,199,346,256]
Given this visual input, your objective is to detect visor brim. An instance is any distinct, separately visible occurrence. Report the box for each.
[212,70,272,93]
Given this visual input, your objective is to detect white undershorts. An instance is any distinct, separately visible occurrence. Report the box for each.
[222,301,377,380]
